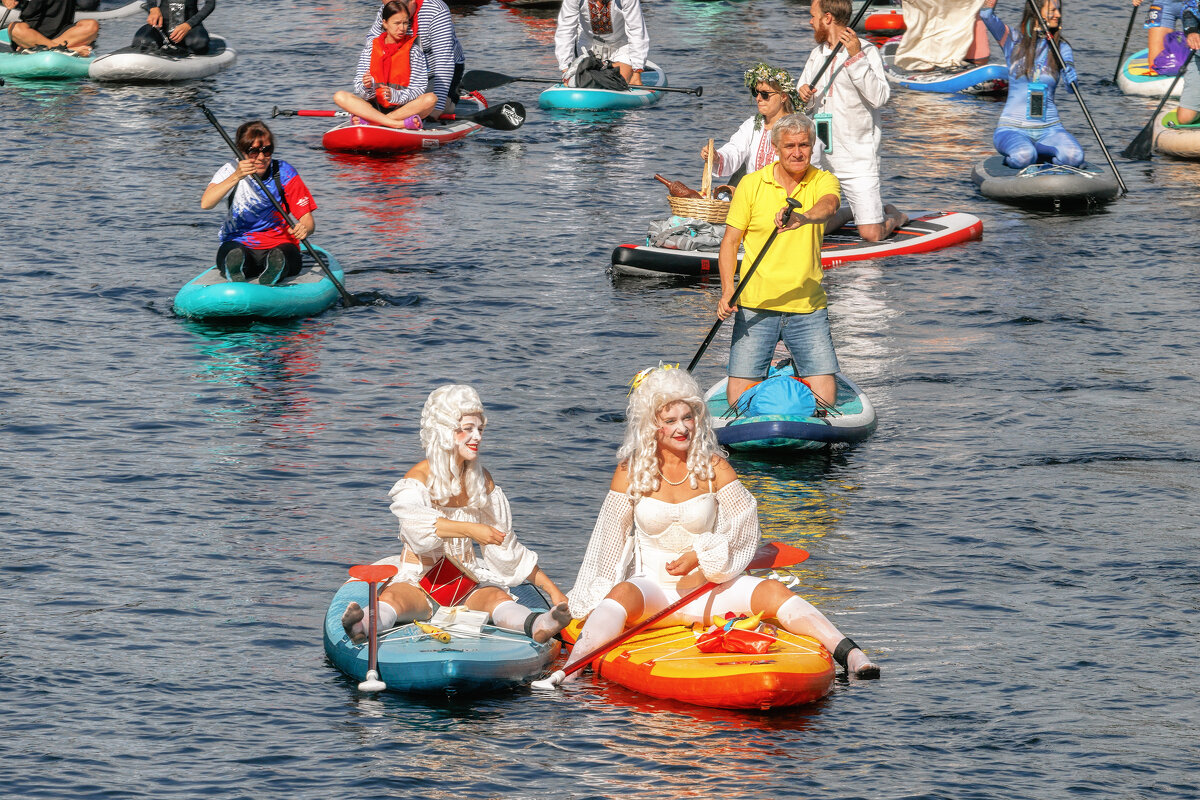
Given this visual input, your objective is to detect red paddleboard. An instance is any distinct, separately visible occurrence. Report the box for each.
[322,92,487,154]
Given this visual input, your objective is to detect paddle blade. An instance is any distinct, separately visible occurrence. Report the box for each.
[460,69,515,92]
[1121,125,1154,161]
[748,542,809,570]
[348,564,399,583]
[465,101,526,131]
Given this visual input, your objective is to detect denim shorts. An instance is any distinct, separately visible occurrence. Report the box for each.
[727,306,840,380]
[1145,1,1184,28]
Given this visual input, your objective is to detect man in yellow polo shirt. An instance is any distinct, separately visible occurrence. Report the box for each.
[716,113,842,410]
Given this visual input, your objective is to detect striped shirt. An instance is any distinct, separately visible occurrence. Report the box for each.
[353,37,430,108]
[359,0,464,115]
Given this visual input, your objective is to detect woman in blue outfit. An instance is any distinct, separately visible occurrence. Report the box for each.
[979,0,1085,169]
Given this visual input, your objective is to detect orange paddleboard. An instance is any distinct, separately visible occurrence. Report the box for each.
[563,621,834,710]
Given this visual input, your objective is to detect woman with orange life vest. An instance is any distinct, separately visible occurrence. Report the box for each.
[333,0,438,130]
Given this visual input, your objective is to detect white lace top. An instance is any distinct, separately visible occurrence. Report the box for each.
[566,481,760,618]
[387,478,539,587]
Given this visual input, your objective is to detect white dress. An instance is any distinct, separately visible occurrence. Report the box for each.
[566,481,760,619]
[385,478,539,588]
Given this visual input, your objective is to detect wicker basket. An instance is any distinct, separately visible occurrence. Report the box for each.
[665,139,730,223]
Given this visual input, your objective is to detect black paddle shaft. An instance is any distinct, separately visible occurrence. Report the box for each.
[1112,4,1141,85]
[196,104,358,306]
[1024,0,1128,196]
[686,198,804,373]
[1122,49,1194,160]
[460,69,702,95]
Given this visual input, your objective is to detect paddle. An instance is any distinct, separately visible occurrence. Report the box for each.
[685,198,803,373]
[1023,0,1128,196]
[801,0,874,104]
[459,69,703,96]
[271,101,528,132]
[531,541,810,689]
[1111,3,1141,85]
[1122,49,1194,160]
[197,104,359,307]
[347,563,400,692]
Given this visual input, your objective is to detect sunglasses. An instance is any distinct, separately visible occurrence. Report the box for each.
[244,145,274,157]
[751,89,779,100]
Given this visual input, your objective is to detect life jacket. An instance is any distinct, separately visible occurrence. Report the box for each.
[370,32,417,108]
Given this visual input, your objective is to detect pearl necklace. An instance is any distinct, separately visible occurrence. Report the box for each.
[659,468,691,486]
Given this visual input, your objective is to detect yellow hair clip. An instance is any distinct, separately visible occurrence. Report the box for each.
[628,363,680,395]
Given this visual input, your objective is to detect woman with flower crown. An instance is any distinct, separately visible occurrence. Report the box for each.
[341,385,572,645]
[701,62,827,183]
[535,367,879,688]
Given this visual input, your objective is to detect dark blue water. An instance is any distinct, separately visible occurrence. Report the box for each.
[2,0,1197,797]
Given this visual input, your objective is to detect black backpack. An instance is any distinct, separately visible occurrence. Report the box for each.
[572,55,630,91]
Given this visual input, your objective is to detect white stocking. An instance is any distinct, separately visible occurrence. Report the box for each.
[560,598,628,683]
[490,600,571,643]
[775,596,877,676]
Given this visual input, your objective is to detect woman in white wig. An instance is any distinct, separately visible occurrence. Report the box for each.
[539,366,878,687]
[342,384,571,644]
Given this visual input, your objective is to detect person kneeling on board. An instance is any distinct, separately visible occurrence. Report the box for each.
[555,0,650,87]
[2,0,98,56]
[131,0,215,56]
[797,0,907,241]
[535,366,879,689]
[1171,2,1200,124]
[978,0,1085,168]
[200,121,317,286]
[341,385,572,646]
[334,0,438,130]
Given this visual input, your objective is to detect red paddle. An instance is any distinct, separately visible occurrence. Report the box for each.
[347,563,399,692]
[531,542,808,689]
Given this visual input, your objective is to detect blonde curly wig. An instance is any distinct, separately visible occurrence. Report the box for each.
[617,367,725,499]
[419,384,489,509]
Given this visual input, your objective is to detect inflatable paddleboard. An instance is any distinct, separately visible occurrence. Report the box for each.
[1,0,144,24]
[861,8,905,36]
[1117,48,1185,98]
[1154,109,1200,159]
[172,246,345,320]
[610,211,983,278]
[538,60,667,111]
[0,29,92,79]
[322,92,488,154]
[971,155,1120,207]
[324,572,559,696]
[705,370,877,452]
[89,35,235,81]
[881,39,1007,95]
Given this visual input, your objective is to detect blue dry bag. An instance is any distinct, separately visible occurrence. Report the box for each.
[736,374,817,418]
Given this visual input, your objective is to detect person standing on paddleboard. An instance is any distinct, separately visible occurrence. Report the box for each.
[3,0,98,56]
[131,0,215,56]
[342,385,572,647]
[797,0,907,242]
[334,0,438,130]
[702,62,828,184]
[359,0,464,117]
[718,113,841,412]
[200,120,317,286]
[536,367,879,689]
[555,0,650,87]
[979,0,1086,168]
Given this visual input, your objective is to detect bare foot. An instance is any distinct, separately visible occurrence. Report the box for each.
[848,648,880,679]
[342,602,367,645]
[531,602,572,644]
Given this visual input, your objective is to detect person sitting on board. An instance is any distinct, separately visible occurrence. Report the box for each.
[1171,0,1200,123]
[716,113,841,412]
[130,0,215,56]
[1132,0,1185,74]
[200,120,317,286]
[360,0,464,117]
[2,0,98,56]
[334,0,438,131]
[702,62,828,185]
[978,0,1085,169]
[534,366,879,689]
[554,0,650,87]
[340,385,572,646]
[797,0,907,242]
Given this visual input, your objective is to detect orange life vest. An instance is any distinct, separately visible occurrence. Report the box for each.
[369,32,417,108]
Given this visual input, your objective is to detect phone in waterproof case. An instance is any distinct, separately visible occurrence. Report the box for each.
[1028,83,1046,121]
[814,112,833,153]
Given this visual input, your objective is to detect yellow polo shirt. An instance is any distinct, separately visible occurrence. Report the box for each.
[726,162,840,314]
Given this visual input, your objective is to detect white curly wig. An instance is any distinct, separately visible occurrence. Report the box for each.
[617,367,725,499]
[419,384,489,509]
